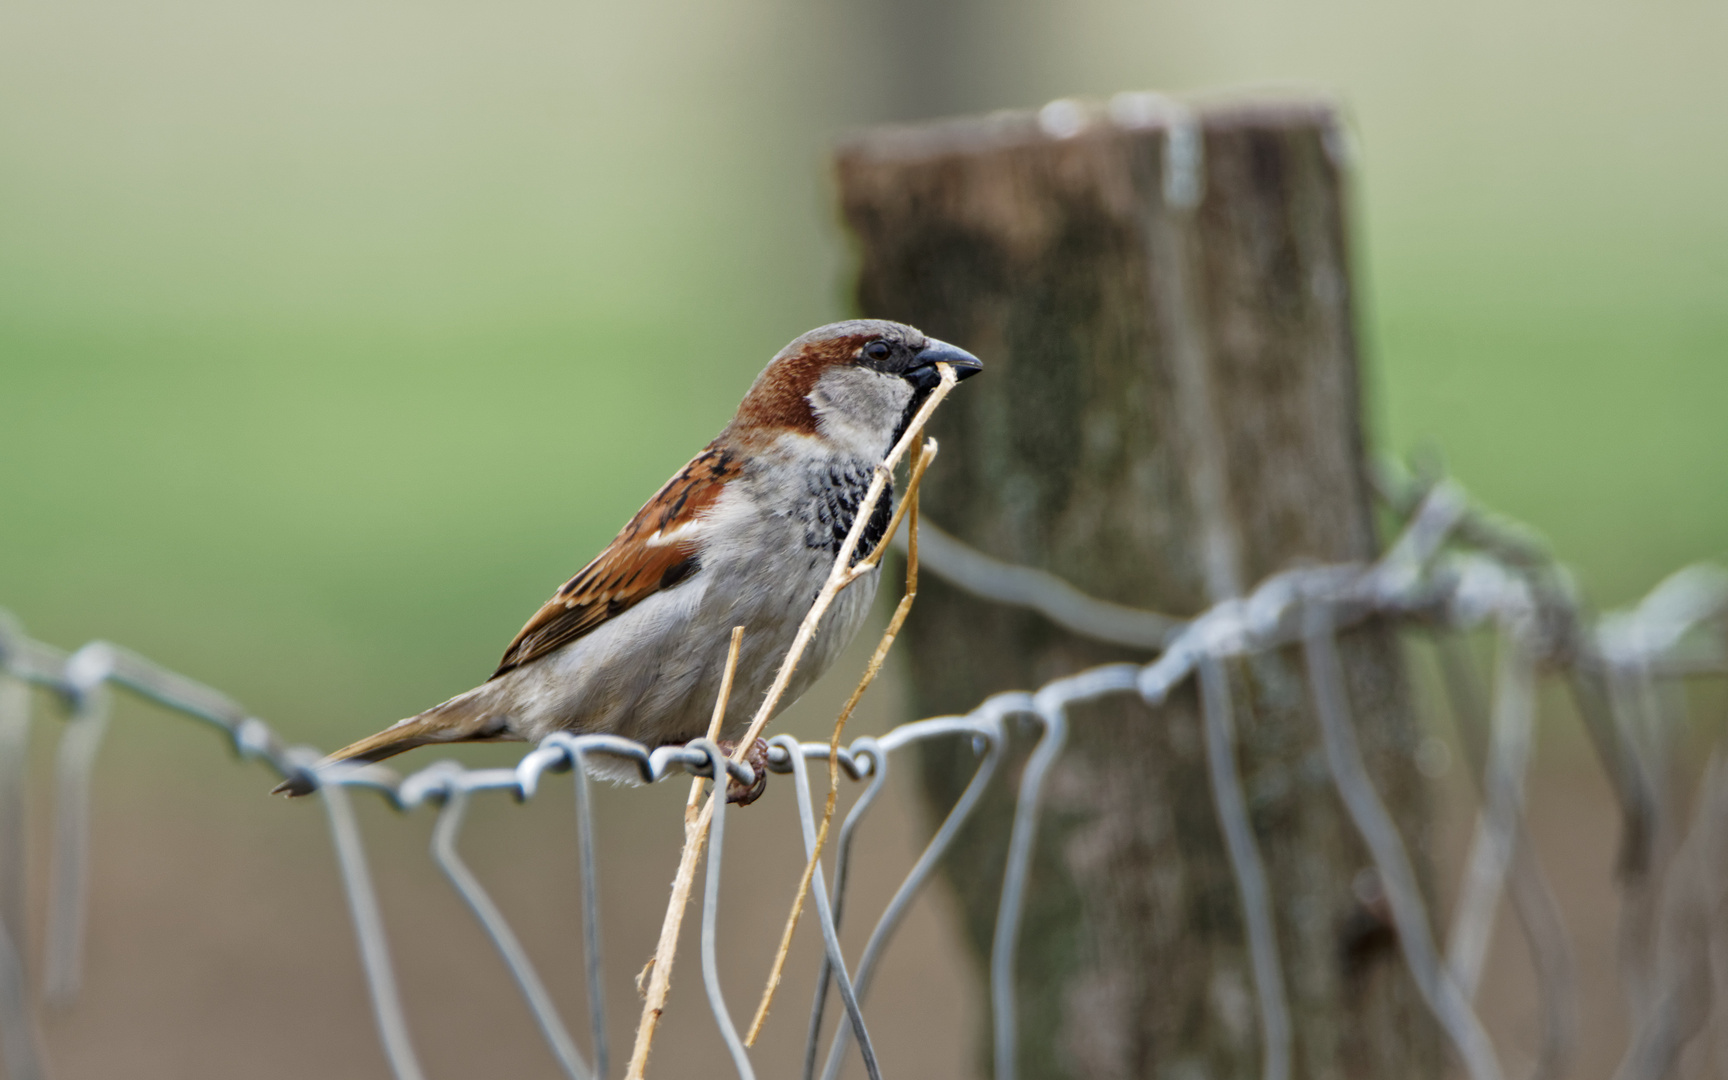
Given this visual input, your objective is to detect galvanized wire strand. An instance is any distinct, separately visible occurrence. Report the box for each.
[1137,565,1364,710]
[1301,605,1505,1080]
[773,736,881,1080]
[0,903,45,1080]
[805,739,890,1080]
[1589,563,1728,960]
[827,740,889,944]
[1440,599,1584,1080]
[818,718,1005,1080]
[318,768,427,1080]
[1504,825,1581,1080]
[893,519,1182,649]
[43,662,111,1005]
[990,666,1139,1080]
[429,780,593,1080]
[1611,751,1728,1080]
[1371,461,1551,575]
[0,666,44,1080]
[690,740,756,1080]
[1564,660,1658,880]
[1601,565,1728,668]
[1602,661,1672,1017]
[985,713,1041,1080]
[872,702,1028,755]
[759,729,879,1068]
[807,711,1019,1080]
[1197,656,1291,1080]
[1435,634,1493,788]
[1602,577,1728,1080]
[1376,477,1472,588]
[94,645,255,740]
[50,639,303,786]
[29,637,319,1009]
[1448,619,1540,1002]
[1610,657,1669,795]
[567,743,610,1080]
[1434,633,1578,1080]
[1384,463,1665,884]
[306,735,765,811]
[1603,698,1728,1071]
[0,674,29,975]
[0,614,68,693]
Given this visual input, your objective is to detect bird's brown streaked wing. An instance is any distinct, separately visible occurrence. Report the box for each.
[491,443,740,678]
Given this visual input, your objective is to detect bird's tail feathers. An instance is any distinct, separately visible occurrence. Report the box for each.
[272,691,513,797]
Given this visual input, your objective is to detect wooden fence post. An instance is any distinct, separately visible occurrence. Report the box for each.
[836,96,1440,1079]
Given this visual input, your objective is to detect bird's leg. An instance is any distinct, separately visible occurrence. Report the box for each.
[715,737,771,806]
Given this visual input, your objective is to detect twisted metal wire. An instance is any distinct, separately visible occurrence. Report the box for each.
[812,722,1002,1080]
[1198,656,1291,1080]
[430,779,593,1080]
[1,476,1725,1080]
[0,661,40,1080]
[693,741,754,1080]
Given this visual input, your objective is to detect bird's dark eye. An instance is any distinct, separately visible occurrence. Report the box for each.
[863,341,891,362]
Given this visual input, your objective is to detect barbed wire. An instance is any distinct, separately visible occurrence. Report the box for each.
[1,471,1725,1080]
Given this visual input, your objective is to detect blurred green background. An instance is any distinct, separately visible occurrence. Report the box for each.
[3,0,1724,746]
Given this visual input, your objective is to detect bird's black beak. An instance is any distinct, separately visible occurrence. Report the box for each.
[904,339,983,391]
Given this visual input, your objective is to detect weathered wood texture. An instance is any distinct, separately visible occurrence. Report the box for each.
[836,98,1440,1080]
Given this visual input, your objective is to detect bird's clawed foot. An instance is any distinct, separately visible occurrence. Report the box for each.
[716,737,771,806]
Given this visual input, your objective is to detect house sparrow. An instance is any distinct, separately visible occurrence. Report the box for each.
[276,320,981,802]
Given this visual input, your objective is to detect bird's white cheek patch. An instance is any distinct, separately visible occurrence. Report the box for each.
[808,367,912,460]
